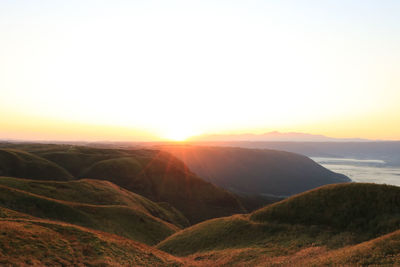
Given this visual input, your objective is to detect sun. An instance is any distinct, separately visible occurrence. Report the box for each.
[162,128,197,142]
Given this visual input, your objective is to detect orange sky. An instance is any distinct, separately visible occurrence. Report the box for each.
[1,1,400,141]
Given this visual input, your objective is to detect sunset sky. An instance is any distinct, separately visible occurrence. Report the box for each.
[1,1,400,141]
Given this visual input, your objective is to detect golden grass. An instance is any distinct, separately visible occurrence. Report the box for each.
[0,218,184,266]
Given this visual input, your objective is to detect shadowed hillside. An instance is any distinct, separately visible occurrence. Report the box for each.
[162,145,350,197]
[0,143,245,224]
[0,148,72,181]
[158,183,400,256]
[79,151,245,223]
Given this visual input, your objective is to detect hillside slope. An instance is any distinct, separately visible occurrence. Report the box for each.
[162,145,350,196]
[0,217,183,266]
[0,148,72,181]
[181,229,400,266]
[0,178,181,245]
[158,183,400,256]
[0,177,189,228]
[0,143,245,224]
[80,151,245,223]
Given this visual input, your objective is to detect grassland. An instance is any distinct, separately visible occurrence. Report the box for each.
[182,230,400,266]
[0,177,189,228]
[0,143,398,266]
[0,177,184,245]
[0,144,245,223]
[0,148,72,180]
[158,183,400,257]
[0,218,183,266]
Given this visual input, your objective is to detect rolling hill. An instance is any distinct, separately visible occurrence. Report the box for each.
[0,177,189,228]
[0,142,398,265]
[0,143,245,224]
[162,145,350,196]
[180,230,400,266]
[0,216,183,266]
[158,183,400,257]
[0,148,72,181]
[0,177,185,245]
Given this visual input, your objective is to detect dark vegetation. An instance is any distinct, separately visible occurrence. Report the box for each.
[162,145,350,196]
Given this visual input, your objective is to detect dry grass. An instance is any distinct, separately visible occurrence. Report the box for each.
[159,183,400,262]
[0,182,179,245]
[181,230,400,266]
[0,218,184,266]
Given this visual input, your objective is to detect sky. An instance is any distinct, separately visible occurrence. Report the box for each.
[1,0,400,141]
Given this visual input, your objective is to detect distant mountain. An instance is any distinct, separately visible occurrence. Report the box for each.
[189,131,371,142]
[162,145,350,197]
[185,141,400,166]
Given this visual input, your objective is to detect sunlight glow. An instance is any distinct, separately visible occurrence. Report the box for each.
[162,127,199,141]
[1,1,400,140]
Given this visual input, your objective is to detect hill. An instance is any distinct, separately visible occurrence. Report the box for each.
[180,229,400,266]
[162,145,350,196]
[79,152,245,223]
[0,148,72,180]
[0,143,245,224]
[158,183,400,256]
[0,176,189,228]
[184,141,400,167]
[0,177,183,245]
[0,217,183,266]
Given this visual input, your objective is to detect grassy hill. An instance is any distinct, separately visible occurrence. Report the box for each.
[306,229,400,266]
[0,177,184,245]
[180,229,400,266]
[0,177,189,228]
[0,143,397,265]
[158,183,400,256]
[80,152,246,223]
[0,148,72,181]
[250,183,400,233]
[0,217,183,266]
[162,145,350,196]
[0,143,245,224]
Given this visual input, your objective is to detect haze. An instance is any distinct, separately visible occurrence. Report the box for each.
[1,0,400,141]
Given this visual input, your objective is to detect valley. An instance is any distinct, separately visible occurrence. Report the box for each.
[0,142,398,265]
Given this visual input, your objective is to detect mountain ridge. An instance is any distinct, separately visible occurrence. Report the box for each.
[189,131,372,142]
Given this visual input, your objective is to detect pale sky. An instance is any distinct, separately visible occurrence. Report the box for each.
[1,0,400,141]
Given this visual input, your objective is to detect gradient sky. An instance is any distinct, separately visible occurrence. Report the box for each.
[1,0,400,141]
